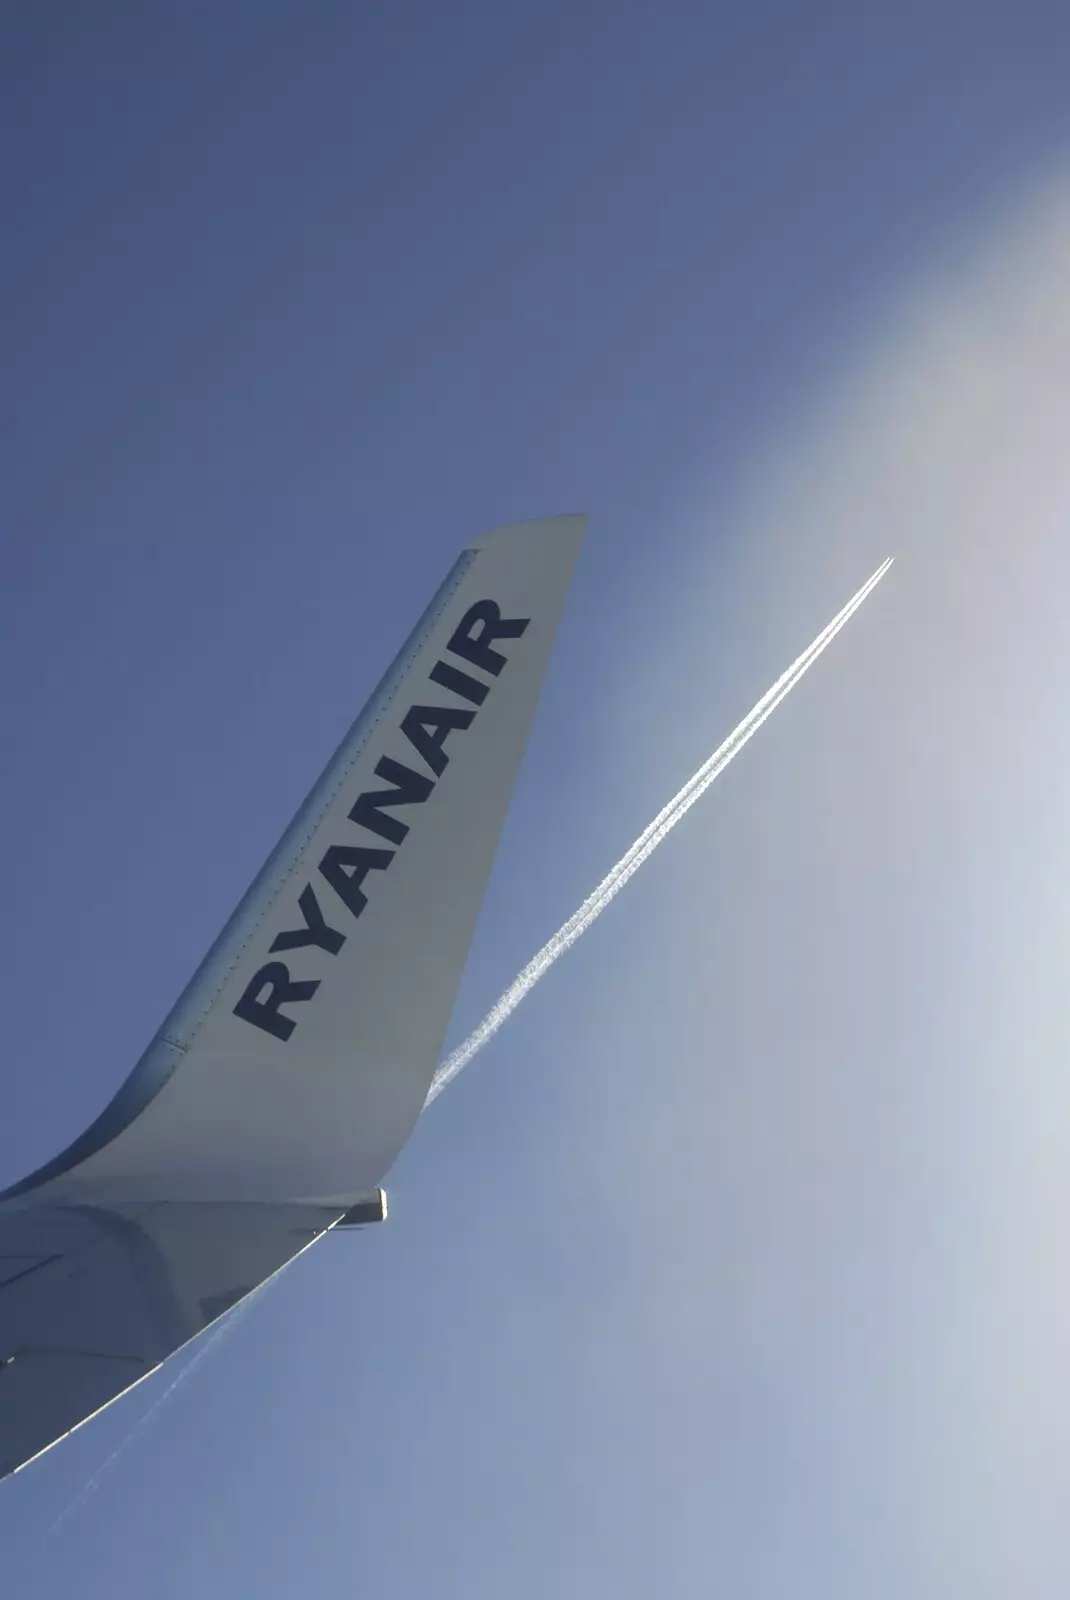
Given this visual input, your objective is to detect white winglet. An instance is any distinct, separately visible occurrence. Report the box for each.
[0,516,584,1478]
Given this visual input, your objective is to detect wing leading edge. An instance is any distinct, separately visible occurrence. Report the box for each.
[0,514,584,1478]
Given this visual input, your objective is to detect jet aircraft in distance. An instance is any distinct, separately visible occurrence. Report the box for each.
[0,515,585,1479]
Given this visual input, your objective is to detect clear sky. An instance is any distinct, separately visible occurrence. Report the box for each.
[5,4,1070,1595]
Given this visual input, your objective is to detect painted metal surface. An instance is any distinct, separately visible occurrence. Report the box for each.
[1,516,584,1478]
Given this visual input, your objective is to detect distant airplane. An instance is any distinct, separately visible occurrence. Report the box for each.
[0,515,585,1479]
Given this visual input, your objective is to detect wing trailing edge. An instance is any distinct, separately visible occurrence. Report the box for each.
[0,514,584,1478]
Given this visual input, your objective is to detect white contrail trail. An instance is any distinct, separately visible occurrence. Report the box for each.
[44,560,890,1527]
[46,1293,258,1539]
[43,1208,337,1536]
[425,557,892,1106]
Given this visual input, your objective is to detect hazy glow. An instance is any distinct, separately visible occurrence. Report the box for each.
[584,168,1070,1590]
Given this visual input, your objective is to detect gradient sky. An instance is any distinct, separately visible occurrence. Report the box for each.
[5,5,1070,1596]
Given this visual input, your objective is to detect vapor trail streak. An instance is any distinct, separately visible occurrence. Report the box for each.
[46,1298,253,1539]
[425,557,892,1105]
[43,1215,332,1536]
[44,561,889,1527]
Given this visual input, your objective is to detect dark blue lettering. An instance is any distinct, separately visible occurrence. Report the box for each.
[447,600,529,677]
[241,604,530,1024]
[319,843,393,920]
[233,962,320,1041]
[429,658,489,706]
[270,884,346,956]
[401,703,474,777]
[349,756,434,845]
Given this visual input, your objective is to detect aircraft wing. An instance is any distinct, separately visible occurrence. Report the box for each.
[0,514,584,1479]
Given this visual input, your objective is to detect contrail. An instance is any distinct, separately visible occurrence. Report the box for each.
[43,560,889,1530]
[46,1293,258,1539]
[425,557,892,1106]
[44,1204,336,1536]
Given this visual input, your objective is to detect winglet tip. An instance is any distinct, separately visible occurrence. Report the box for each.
[465,513,588,554]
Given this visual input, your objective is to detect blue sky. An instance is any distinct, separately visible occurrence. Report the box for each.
[6,4,1070,1594]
